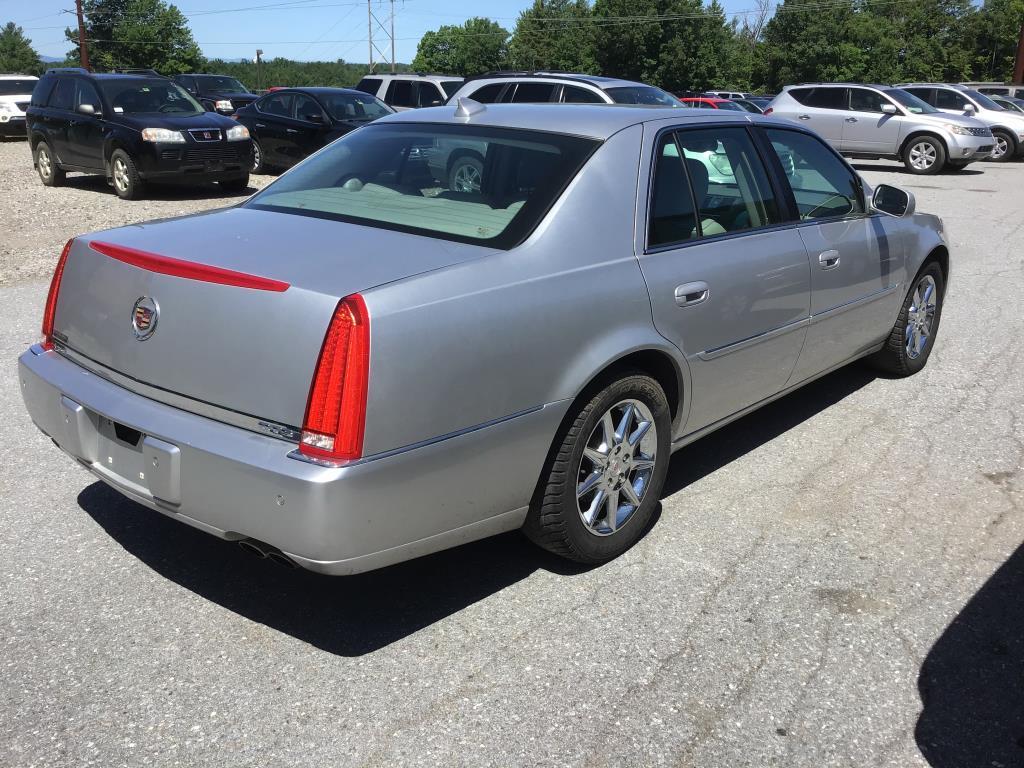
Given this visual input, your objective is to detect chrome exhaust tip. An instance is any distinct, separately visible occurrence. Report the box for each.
[238,538,298,568]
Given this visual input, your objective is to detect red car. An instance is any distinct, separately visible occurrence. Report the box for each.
[679,97,744,111]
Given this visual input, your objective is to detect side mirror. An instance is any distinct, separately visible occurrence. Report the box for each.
[881,103,897,115]
[872,184,916,217]
[964,103,976,114]
[77,103,96,116]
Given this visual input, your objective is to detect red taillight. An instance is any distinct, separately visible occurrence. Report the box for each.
[763,107,773,116]
[41,239,73,350]
[300,295,370,462]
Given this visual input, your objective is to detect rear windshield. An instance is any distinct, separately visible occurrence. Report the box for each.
[98,79,204,115]
[606,86,681,106]
[883,88,937,114]
[245,123,600,249]
[319,91,392,121]
[0,79,37,95]
[195,75,248,93]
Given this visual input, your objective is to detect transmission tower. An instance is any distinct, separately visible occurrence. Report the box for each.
[367,0,396,74]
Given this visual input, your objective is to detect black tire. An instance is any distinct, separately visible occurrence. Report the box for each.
[523,372,672,564]
[251,139,267,173]
[870,261,945,377]
[109,149,143,200]
[35,141,65,187]
[447,153,483,193]
[902,135,946,175]
[990,129,1016,162]
[219,174,250,192]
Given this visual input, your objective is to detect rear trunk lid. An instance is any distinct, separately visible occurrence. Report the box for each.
[53,206,493,430]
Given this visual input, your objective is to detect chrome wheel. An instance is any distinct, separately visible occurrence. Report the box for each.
[452,161,481,193]
[908,141,937,170]
[112,157,129,193]
[252,142,262,171]
[576,399,658,536]
[905,274,938,359]
[992,135,1009,159]
[37,146,51,179]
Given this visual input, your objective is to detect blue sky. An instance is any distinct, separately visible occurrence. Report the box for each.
[5,0,755,64]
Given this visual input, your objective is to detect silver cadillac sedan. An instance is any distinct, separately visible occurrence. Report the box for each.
[19,103,948,574]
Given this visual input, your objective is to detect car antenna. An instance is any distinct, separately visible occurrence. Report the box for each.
[454,97,485,120]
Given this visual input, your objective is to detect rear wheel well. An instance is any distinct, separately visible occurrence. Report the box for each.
[574,350,682,426]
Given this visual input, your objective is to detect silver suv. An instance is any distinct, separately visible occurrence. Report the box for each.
[446,72,682,106]
[354,73,464,111]
[898,83,1024,161]
[768,83,993,174]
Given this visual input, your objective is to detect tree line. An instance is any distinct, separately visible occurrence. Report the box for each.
[1,0,1021,92]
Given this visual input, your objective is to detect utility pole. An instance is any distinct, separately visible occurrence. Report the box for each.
[75,0,90,71]
[255,49,264,91]
[366,0,395,74]
[390,0,395,73]
[1013,23,1024,85]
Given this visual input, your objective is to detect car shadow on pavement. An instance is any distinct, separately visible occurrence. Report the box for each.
[850,162,985,176]
[62,174,254,200]
[915,542,1024,767]
[77,363,879,657]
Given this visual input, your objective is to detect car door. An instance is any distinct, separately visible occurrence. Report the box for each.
[42,77,74,162]
[252,91,293,164]
[287,92,330,162]
[841,87,905,154]
[787,87,848,147]
[760,126,905,383]
[65,78,105,169]
[636,125,811,435]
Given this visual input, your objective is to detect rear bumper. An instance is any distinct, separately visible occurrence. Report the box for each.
[0,116,26,136]
[19,346,565,574]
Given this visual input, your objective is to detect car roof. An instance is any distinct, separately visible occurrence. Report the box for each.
[273,87,367,96]
[0,74,37,79]
[786,83,891,90]
[465,72,654,91]
[377,102,758,140]
[365,73,462,80]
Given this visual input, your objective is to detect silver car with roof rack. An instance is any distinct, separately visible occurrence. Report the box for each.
[446,72,683,106]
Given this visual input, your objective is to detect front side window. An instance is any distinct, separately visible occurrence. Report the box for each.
[606,86,680,106]
[763,128,864,221]
[467,83,504,103]
[245,123,600,249]
[74,80,102,111]
[98,79,203,115]
[440,80,463,98]
[648,127,781,247]
[417,83,445,108]
[48,78,74,110]
[848,88,893,114]
[292,93,324,122]
[934,88,970,110]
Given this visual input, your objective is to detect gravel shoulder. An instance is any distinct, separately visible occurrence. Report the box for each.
[0,138,272,286]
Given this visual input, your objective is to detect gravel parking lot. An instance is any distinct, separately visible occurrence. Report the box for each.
[1,138,1022,768]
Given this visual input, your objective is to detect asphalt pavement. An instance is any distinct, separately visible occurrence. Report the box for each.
[1,158,1022,768]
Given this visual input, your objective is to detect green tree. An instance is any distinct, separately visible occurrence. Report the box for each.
[508,0,597,72]
[592,0,738,92]
[411,17,509,76]
[0,22,42,74]
[65,0,203,74]
[965,0,1024,80]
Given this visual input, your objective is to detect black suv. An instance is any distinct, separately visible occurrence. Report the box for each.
[27,68,253,199]
[173,74,258,115]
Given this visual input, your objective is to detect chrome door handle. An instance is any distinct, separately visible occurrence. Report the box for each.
[674,281,710,307]
[798,114,811,120]
[818,250,841,269]
[286,128,299,134]
[255,122,266,128]
[845,117,858,122]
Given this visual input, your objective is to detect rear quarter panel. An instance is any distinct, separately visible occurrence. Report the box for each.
[361,124,686,457]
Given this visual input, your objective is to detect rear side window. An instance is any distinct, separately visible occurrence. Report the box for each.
[562,85,604,103]
[801,87,849,110]
[648,127,781,247]
[246,123,600,249]
[763,128,864,220]
[258,92,293,117]
[903,87,935,105]
[385,80,415,108]
[354,78,382,96]
[466,83,504,103]
[30,78,55,106]
[48,79,74,111]
[507,82,557,103]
